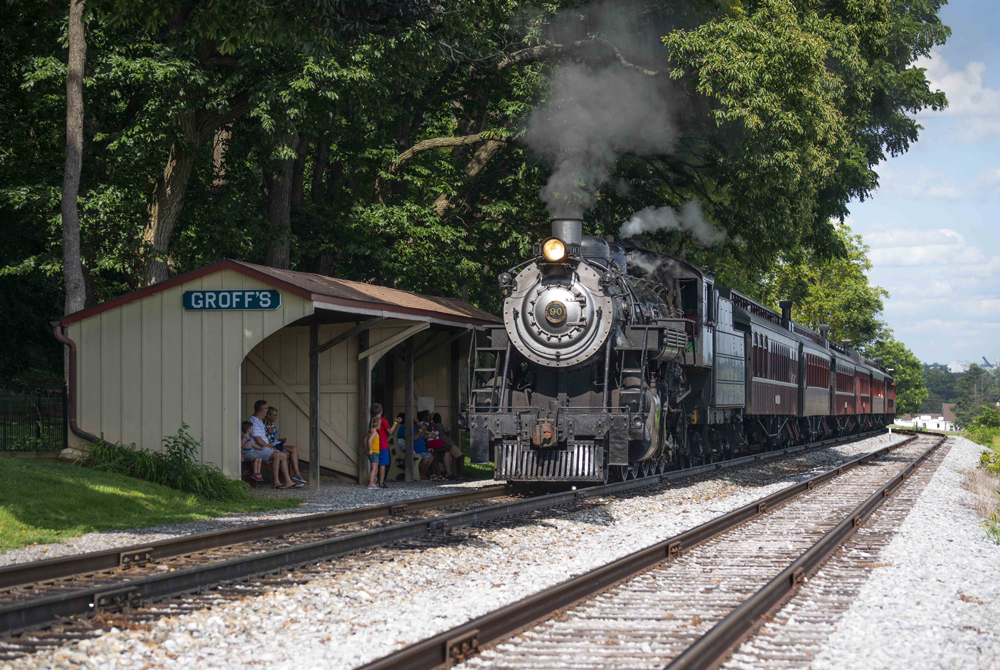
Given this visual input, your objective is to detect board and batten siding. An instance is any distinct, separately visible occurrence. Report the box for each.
[239,321,462,476]
[67,268,313,477]
[390,329,466,429]
[240,323,361,475]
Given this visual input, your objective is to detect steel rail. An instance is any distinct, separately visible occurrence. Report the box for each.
[0,427,893,637]
[665,433,948,670]
[359,431,920,670]
[0,484,514,590]
[0,428,890,593]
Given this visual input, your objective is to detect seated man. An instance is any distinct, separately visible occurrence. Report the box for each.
[264,407,305,484]
[432,412,463,480]
[249,399,301,489]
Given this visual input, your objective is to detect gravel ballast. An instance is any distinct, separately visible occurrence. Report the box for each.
[5,433,912,670]
[0,477,498,568]
[808,436,1000,670]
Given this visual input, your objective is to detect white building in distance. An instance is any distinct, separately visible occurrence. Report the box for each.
[894,403,959,432]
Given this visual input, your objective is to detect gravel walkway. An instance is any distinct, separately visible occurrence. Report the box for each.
[0,477,497,568]
[807,436,1000,670]
[6,433,907,670]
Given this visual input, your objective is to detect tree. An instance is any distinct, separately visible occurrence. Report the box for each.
[920,365,959,413]
[954,364,1000,429]
[0,0,953,377]
[61,0,87,314]
[866,338,927,415]
[760,222,889,349]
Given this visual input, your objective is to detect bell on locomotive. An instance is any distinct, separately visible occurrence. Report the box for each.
[466,217,693,484]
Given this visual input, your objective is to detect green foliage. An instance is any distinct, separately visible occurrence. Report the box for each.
[984,513,1000,545]
[2,0,949,379]
[865,338,927,415]
[82,424,250,501]
[921,364,960,413]
[4,437,61,453]
[762,222,889,349]
[0,460,298,550]
[954,365,1000,429]
[969,408,1000,476]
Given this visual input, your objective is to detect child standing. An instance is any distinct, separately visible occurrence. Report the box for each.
[372,403,391,488]
[366,416,381,489]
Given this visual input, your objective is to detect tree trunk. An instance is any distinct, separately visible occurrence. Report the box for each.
[211,125,231,188]
[431,138,507,217]
[61,0,87,315]
[263,134,298,269]
[139,96,254,286]
[290,134,308,208]
[142,111,201,286]
[310,139,328,205]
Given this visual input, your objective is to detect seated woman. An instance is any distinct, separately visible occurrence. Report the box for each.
[264,407,306,484]
[421,410,448,480]
[432,412,463,480]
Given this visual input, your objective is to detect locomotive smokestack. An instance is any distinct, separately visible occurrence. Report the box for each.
[779,300,792,330]
[551,218,583,246]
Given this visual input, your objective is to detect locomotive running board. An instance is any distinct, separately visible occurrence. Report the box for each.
[495,442,603,481]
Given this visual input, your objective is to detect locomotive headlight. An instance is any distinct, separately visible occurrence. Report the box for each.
[541,238,566,262]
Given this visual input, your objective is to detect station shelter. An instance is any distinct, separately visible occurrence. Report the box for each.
[55,260,499,487]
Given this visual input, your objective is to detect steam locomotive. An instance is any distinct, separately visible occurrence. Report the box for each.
[465,218,896,483]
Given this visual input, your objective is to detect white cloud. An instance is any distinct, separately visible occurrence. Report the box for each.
[915,50,1000,142]
[876,164,1000,201]
[866,227,998,270]
[860,224,1000,361]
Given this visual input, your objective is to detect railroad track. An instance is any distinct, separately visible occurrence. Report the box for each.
[0,428,894,660]
[362,432,944,670]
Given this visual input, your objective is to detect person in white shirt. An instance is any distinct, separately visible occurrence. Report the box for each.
[249,400,300,489]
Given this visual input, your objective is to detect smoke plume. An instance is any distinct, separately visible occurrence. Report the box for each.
[619,201,725,246]
[523,64,678,218]
[625,251,686,278]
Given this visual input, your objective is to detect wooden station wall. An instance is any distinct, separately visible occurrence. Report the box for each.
[240,323,468,479]
[67,268,314,477]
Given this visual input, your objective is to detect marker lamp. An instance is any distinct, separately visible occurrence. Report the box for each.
[542,238,566,262]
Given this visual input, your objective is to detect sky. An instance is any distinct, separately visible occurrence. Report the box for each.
[847,0,1000,366]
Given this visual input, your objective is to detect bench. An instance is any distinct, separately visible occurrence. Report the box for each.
[240,455,273,488]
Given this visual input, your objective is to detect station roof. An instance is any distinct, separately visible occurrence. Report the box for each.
[61,259,500,327]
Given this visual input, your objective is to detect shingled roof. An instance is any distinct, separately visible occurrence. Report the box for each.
[229,261,499,325]
[62,259,500,326]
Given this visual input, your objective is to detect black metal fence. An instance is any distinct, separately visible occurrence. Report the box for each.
[0,385,67,452]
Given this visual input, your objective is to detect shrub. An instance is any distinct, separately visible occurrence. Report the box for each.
[968,408,1000,474]
[82,424,249,502]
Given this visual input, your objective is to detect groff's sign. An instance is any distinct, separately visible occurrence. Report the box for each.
[183,290,281,311]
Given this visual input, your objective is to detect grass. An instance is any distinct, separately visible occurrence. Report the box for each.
[963,410,1000,544]
[460,431,495,480]
[0,460,301,551]
[83,426,250,502]
[963,467,1000,545]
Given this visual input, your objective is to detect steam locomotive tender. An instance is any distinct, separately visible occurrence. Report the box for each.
[466,218,896,483]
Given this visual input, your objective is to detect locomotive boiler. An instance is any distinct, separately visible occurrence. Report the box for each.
[465,218,896,483]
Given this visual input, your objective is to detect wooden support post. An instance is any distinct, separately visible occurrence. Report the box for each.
[384,353,395,422]
[357,330,371,486]
[405,337,415,482]
[450,337,461,449]
[309,322,320,490]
